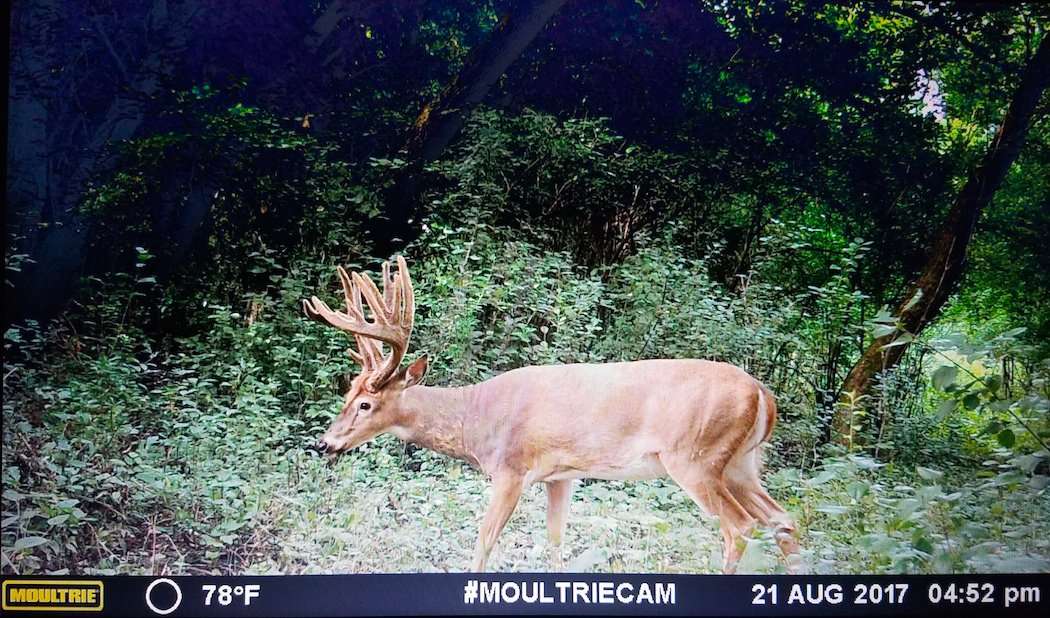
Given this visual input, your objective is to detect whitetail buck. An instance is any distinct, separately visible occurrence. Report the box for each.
[303,256,800,572]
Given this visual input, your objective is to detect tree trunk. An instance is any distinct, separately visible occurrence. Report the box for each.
[6,23,52,239]
[374,0,570,255]
[9,0,192,324]
[830,35,1050,444]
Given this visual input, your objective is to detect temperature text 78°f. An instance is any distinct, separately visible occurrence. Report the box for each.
[202,584,261,607]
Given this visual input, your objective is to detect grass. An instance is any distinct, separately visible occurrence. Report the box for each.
[3,284,1047,576]
[250,438,734,575]
[244,439,1050,576]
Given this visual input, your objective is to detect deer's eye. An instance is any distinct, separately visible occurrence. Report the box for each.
[359,402,372,411]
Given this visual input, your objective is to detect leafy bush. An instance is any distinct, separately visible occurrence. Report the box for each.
[773,452,1049,574]
[78,82,379,332]
[4,106,1048,576]
[425,108,714,267]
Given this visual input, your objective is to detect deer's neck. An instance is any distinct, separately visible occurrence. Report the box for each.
[392,384,478,464]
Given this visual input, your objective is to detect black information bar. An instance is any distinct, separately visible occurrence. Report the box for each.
[2,574,1047,616]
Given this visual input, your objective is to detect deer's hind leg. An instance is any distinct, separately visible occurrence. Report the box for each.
[659,449,756,573]
[724,449,800,571]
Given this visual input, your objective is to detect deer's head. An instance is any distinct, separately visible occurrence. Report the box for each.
[302,256,428,454]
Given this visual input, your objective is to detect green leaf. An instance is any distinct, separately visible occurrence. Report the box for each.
[931,366,958,391]
[982,420,1003,435]
[1012,454,1041,474]
[917,466,944,481]
[871,307,896,324]
[873,324,898,337]
[962,393,980,410]
[808,469,837,486]
[935,399,956,419]
[881,332,913,348]
[846,480,870,501]
[902,289,924,312]
[896,498,921,519]
[14,536,48,551]
[815,504,849,515]
[913,536,934,554]
[999,327,1026,339]
[996,429,1016,449]
[735,536,776,573]
[858,533,897,553]
[566,547,608,572]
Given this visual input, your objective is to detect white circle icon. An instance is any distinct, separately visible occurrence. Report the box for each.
[145,578,183,615]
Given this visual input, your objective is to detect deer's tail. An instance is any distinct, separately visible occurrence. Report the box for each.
[745,381,778,456]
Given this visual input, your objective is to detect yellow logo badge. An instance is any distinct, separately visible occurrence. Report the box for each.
[2,580,104,612]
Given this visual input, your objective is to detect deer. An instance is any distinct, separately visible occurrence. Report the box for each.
[303,256,801,573]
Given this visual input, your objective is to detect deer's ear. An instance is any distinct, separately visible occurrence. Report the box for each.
[403,354,429,387]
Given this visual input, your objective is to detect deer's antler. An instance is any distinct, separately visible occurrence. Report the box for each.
[303,256,415,391]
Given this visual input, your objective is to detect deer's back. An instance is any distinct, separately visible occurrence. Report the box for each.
[463,359,765,480]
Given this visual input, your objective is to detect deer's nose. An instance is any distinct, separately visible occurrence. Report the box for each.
[312,439,330,454]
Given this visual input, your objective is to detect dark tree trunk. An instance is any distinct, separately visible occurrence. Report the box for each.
[8,0,192,324]
[21,74,162,318]
[372,0,570,256]
[830,35,1050,444]
[6,17,52,239]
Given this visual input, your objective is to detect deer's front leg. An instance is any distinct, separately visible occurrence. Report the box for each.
[545,480,573,570]
[472,472,525,571]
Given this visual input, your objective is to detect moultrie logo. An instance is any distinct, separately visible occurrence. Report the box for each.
[2,579,104,612]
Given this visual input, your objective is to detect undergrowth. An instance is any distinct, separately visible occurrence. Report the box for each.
[3,108,1048,576]
[4,222,1048,575]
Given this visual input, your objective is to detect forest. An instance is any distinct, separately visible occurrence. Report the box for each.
[4,0,1050,575]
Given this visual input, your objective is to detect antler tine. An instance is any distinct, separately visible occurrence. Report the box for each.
[351,271,393,326]
[302,269,378,375]
[304,292,369,368]
[345,343,366,366]
[387,272,404,331]
[336,267,360,319]
[397,255,415,335]
[302,298,317,320]
[303,257,417,391]
[380,262,408,329]
[362,258,414,390]
[382,261,395,307]
[336,266,382,372]
[304,294,350,329]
